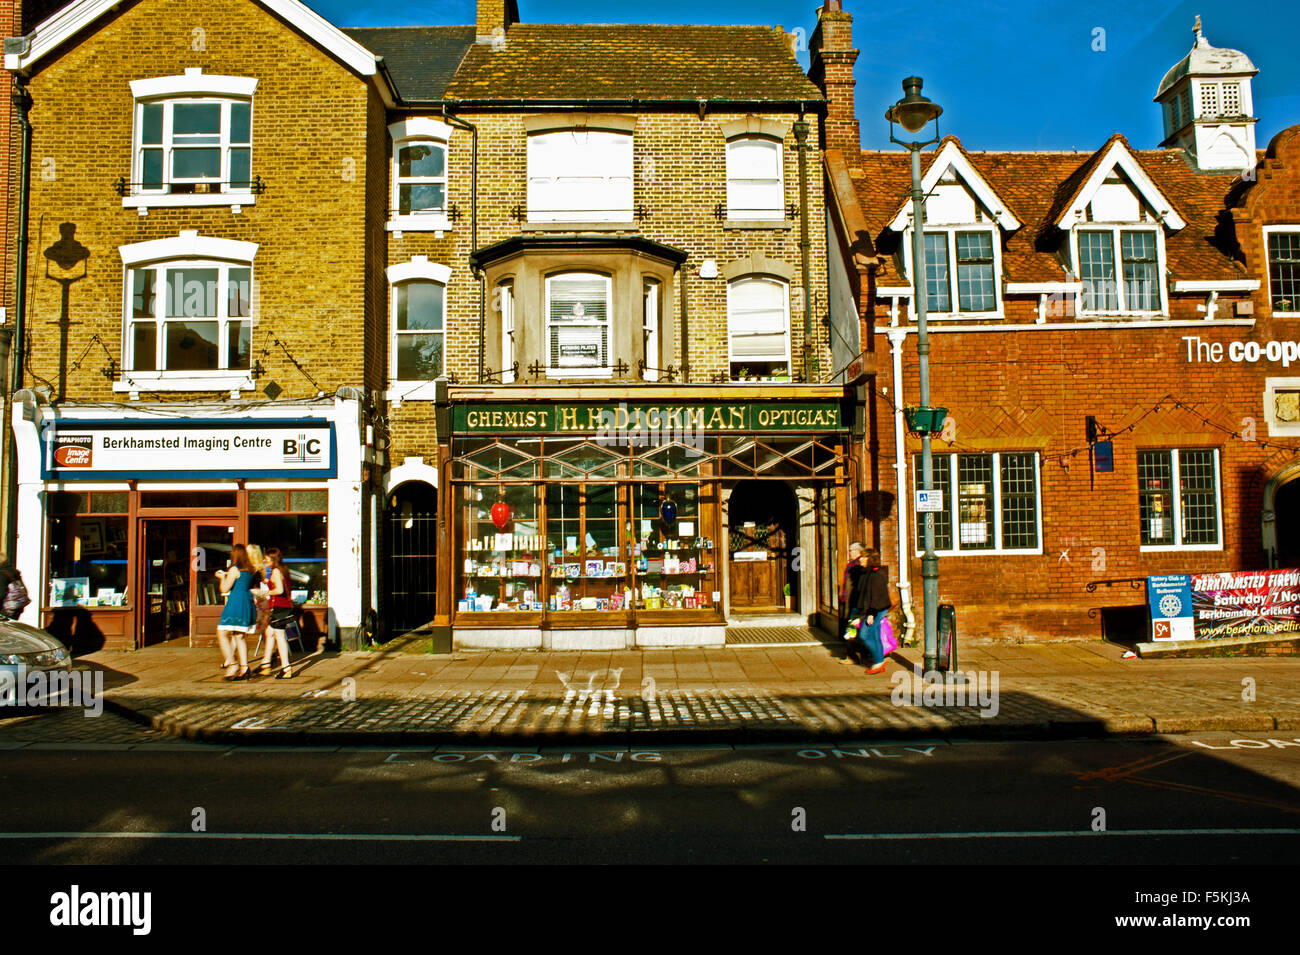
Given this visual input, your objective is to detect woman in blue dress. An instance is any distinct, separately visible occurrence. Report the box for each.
[216,544,259,681]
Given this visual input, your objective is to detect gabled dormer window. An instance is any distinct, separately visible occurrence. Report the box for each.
[902,224,1002,318]
[1076,228,1161,313]
[888,141,1019,320]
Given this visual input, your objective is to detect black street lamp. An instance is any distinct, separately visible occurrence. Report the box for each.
[887,77,943,673]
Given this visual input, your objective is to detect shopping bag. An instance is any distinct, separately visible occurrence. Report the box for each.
[878,616,898,656]
[843,616,862,642]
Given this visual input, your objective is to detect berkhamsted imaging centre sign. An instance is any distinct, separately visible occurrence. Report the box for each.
[41,419,337,479]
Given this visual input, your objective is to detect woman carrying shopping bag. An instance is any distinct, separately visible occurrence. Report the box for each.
[855,549,892,674]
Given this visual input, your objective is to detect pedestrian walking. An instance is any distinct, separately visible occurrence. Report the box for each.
[838,541,864,636]
[256,547,297,679]
[854,549,892,674]
[245,543,270,643]
[0,559,31,620]
[216,544,260,681]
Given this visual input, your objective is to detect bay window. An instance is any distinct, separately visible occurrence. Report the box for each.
[547,273,612,377]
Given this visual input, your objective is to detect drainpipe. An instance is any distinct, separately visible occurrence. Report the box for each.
[5,78,32,560]
[793,113,814,380]
[442,107,481,381]
[886,327,916,646]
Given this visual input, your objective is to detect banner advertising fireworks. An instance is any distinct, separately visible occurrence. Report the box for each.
[1180,569,1300,640]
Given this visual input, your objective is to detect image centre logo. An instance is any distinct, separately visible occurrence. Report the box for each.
[1159,594,1183,617]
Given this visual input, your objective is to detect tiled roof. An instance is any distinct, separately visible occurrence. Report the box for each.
[444,25,822,103]
[343,26,475,102]
[853,137,1247,285]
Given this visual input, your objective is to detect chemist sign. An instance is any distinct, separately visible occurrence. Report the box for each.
[41,419,337,479]
[1147,574,1195,641]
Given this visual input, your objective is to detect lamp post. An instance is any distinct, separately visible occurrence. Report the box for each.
[887,76,943,673]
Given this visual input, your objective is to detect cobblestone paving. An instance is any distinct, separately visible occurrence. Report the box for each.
[3,643,1295,744]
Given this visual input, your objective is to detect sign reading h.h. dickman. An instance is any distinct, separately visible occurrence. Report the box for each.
[41,419,337,479]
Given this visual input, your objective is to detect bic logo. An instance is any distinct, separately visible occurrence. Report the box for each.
[283,434,323,464]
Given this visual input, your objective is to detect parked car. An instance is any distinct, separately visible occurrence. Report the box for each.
[0,619,72,706]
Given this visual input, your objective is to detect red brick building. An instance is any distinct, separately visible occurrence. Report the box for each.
[816,8,1300,642]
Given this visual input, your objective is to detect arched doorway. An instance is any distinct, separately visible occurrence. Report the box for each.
[726,479,798,614]
[384,480,438,636]
[1267,461,1300,569]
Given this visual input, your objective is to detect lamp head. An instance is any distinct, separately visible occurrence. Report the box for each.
[886,76,942,134]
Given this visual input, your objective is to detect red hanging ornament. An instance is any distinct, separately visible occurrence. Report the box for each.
[491,500,511,530]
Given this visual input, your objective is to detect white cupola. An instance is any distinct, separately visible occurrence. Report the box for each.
[1153,15,1258,172]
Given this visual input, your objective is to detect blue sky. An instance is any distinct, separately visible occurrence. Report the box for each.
[318,0,1300,152]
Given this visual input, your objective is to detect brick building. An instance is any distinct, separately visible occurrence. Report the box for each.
[4,0,395,649]
[819,9,1300,642]
[4,0,865,652]
[371,0,857,651]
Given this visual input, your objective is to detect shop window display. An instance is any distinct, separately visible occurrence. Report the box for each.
[459,484,544,612]
[247,489,328,604]
[633,483,716,610]
[47,491,130,606]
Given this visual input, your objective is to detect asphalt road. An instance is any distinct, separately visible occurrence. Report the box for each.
[1,710,1297,865]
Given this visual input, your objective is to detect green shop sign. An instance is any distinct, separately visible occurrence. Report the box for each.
[454,401,844,435]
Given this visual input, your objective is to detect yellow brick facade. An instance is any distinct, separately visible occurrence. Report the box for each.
[21,0,383,404]
[384,108,831,466]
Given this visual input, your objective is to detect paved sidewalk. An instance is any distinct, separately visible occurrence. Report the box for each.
[56,638,1300,746]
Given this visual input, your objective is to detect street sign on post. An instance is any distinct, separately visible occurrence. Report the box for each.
[916,489,944,512]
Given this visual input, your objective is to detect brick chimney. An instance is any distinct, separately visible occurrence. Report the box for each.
[808,0,860,155]
[476,0,519,45]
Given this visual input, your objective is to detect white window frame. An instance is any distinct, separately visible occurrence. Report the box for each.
[1138,447,1223,552]
[499,280,516,384]
[386,257,451,394]
[527,129,633,224]
[726,276,791,379]
[1071,224,1168,317]
[1263,225,1300,314]
[643,279,660,381]
[901,225,1003,319]
[387,118,453,233]
[912,451,1044,557]
[115,232,257,392]
[726,135,784,221]
[545,272,613,379]
[124,70,257,210]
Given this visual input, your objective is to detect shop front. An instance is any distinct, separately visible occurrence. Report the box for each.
[440,387,854,649]
[10,392,369,652]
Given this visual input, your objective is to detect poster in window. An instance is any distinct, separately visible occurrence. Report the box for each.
[80,519,104,555]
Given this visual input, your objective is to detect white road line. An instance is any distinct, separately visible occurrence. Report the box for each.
[0,831,520,842]
[825,827,1300,840]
